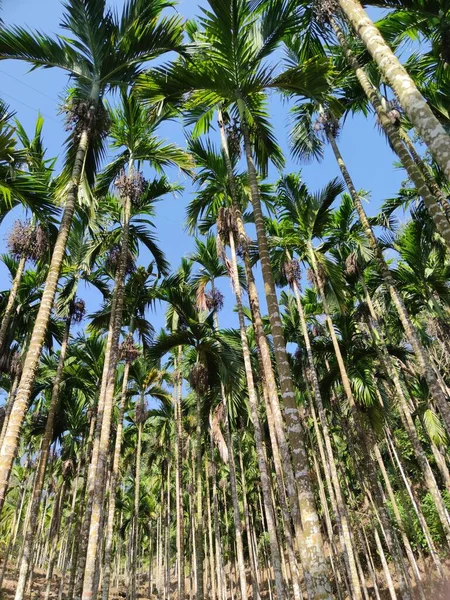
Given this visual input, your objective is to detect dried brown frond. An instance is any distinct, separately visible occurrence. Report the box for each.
[120,334,140,363]
[189,363,209,395]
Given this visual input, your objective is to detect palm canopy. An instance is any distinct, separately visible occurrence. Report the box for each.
[186,137,275,234]
[137,0,332,175]
[0,0,184,188]
[96,90,193,198]
[0,0,183,94]
[0,104,54,220]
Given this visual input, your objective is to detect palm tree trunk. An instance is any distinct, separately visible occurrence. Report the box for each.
[102,360,131,600]
[44,481,67,600]
[220,393,248,600]
[174,347,185,600]
[0,254,26,352]
[361,280,450,543]
[327,127,450,432]
[235,104,332,599]
[58,449,83,600]
[132,401,144,600]
[67,412,96,600]
[81,190,131,600]
[227,227,289,600]
[290,260,362,599]
[329,16,450,249]
[398,127,450,215]
[0,373,20,450]
[237,441,261,600]
[0,107,96,513]
[209,433,226,600]
[195,392,204,600]
[312,255,412,598]
[373,442,425,599]
[203,456,215,600]
[14,316,72,600]
[385,428,444,575]
[335,0,450,181]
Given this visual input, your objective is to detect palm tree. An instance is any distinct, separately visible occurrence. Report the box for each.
[137,2,335,590]
[0,0,184,515]
[80,90,188,599]
[0,114,56,352]
[314,0,450,180]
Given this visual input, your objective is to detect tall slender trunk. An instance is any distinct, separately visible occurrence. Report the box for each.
[227,225,288,600]
[67,413,96,600]
[195,392,204,600]
[310,250,412,599]
[327,127,450,432]
[0,254,26,352]
[209,433,226,600]
[44,481,67,600]
[102,360,131,600]
[289,257,361,599]
[335,0,450,180]
[174,347,185,600]
[205,456,217,600]
[132,393,144,600]
[223,106,332,599]
[329,16,450,249]
[0,91,98,511]
[81,188,132,600]
[374,442,425,598]
[361,280,450,543]
[0,373,20,450]
[237,442,261,600]
[385,428,444,575]
[398,127,450,214]
[14,316,72,600]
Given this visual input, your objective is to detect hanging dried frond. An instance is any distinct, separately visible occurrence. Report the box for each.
[315,263,327,288]
[345,253,359,278]
[114,169,146,205]
[135,402,147,424]
[62,97,110,141]
[62,458,75,478]
[189,363,209,395]
[70,297,86,323]
[284,259,302,288]
[106,245,136,275]
[7,221,48,262]
[120,335,140,363]
[209,403,229,464]
[306,267,317,287]
[224,116,242,158]
[205,289,224,312]
[354,301,370,322]
[217,206,238,245]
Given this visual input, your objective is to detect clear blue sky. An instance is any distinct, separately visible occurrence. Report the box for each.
[0,0,406,341]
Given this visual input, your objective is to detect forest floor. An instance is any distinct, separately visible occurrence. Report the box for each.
[0,559,449,599]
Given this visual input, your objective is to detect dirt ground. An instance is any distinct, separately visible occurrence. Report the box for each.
[0,559,449,599]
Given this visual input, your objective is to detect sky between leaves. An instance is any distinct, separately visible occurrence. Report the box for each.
[0,0,407,342]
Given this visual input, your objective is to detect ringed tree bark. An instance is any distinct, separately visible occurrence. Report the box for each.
[335,0,450,181]
[237,99,332,600]
[0,86,100,513]
[326,14,450,249]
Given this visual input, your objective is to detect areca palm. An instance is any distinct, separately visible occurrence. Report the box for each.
[310,0,450,180]
[137,2,335,590]
[0,0,184,516]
